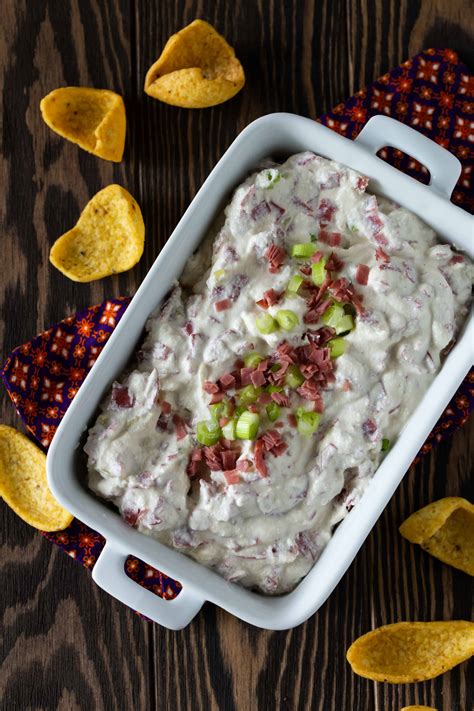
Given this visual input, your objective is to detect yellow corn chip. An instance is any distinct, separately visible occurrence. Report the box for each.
[400,497,474,575]
[49,184,145,282]
[346,621,474,683]
[144,19,245,108]
[40,87,126,161]
[400,706,438,711]
[0,425,73,531]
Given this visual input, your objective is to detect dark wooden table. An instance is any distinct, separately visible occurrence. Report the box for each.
[1,2,473,709]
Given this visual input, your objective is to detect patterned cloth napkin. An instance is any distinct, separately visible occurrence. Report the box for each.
[2,48,473,602]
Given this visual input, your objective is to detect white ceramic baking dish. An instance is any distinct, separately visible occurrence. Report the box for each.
[47,114,474,630]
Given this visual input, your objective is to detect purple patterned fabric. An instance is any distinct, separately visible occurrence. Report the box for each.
[318,48,474,214]
[1,298,130,448]
[1,298,182,600]
[1,48,472,606]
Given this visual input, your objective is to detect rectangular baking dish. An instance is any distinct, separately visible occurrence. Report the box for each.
[47,113,474,630]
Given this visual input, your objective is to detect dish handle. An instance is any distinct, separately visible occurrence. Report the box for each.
[92,541,204,629]
[355,114,461,199]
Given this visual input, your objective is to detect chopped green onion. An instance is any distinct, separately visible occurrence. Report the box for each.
[270,363,281,373]
[196,420,222,446]
[287,274,304,295]
[296,410,320,436]
[285,364,304,388]
[244,352,264,368]
[329,337,346,358]
[381,438,390,452]
[322,302,345,328]
[209,400,232,421]
[236,411,260,440]
[256,313,278,335]
[266,384,283,393]
[213,268,225,281]
[209,402,224,421]
[236,384,262,407]
[336,314,355,335]
[311,258,327,286]
[275,309,299,332]
[266,402,281,422]
[292,243,317,258]
[310,233,317,242]
[222,419,237,440]
[233,406,245,419]
[264,169,281,188]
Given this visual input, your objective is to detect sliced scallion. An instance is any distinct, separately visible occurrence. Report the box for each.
[335,314,355,335]
[210,400,233,421]
[222,419,237,441]
[292,243,317,258]
[311,258,327,286]
[266,385,283,393]
[322,302,345,328]
[266,402,281,422]
[296,410,320,437]
[265,169,281,188]
[209,402,224,422]
[381,438,390,452]
[287,274,304,295]
[275,309,299,332]
[329,337,346,358]
[256,313,278,335]
[244,352,264,368]
[236,411,260,440]
[236,384,261,407]
[285,365,304,388]
[196,420,222,446]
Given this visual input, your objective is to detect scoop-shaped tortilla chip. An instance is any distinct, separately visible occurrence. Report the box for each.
[40,87,126,161]
[0,426,73,531]
[400,497,474,575]
[144,19,245,108]
[50,184,144,282]
[400,706,438,711]
[346,621,474,683]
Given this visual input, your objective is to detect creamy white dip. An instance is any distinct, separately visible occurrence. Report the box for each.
[85,152,472,595]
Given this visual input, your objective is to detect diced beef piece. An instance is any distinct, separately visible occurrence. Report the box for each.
[215,299,232,312]
[317,198,336,226]
[355,264,370,285]
[264,244,286,272]
[111,384,134,409]
[219,372,236,390]
[224,470,240,485]
[203,381,220,394]
[172,414,188,440]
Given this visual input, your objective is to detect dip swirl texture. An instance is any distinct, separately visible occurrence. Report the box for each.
[85,152,473,594]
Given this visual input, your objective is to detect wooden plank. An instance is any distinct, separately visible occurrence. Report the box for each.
[1,1,473,709]
[0,2,153,710]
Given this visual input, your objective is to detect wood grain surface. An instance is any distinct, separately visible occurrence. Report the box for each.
[1,1,473,709]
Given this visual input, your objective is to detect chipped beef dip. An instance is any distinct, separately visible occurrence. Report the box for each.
[85,152,473,595]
